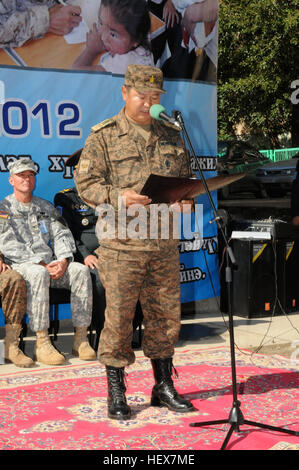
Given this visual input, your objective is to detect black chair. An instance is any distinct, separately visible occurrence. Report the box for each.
[1,289,71,349]
[48,288,101,348]
[1,289,101,351]
[1,292,144,353]
[2,289,88,352]
[49,288,71,341]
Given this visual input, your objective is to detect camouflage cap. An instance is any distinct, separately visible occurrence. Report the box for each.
[8,159,38,175]
[124,64,166,94]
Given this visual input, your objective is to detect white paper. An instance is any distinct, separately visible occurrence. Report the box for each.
[64,19,89,44]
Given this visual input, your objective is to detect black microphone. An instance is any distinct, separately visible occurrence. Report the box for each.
[150,104,181,129]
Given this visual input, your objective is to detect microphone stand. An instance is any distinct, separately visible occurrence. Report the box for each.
[173,110,299,450]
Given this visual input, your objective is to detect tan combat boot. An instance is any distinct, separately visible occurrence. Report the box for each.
[35,329,66,365]
[4,324,35,368]
[72,326,96,360]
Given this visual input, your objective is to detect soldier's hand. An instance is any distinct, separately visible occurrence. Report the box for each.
[122,189,152,208]
[49,5,82,36]
[86,23,106,55]
[84,255,98,270]
[47,259,68,279]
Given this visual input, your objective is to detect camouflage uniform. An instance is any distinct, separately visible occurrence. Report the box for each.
[0,262,27,325]
[0,194,92,333]
[0,0,56,48]
[75,66,192,368]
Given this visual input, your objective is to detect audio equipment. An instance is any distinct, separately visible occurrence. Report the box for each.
[221,219,299,318]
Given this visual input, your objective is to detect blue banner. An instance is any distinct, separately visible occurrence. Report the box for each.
[0,0,220,327]
[0,66,219,313]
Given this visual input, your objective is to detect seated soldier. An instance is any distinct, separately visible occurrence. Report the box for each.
[0,254,34,367]
[0,159,96,366]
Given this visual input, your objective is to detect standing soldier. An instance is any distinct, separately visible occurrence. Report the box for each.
[0,159,96,366]
[0,254,34,367]
[75,64,195,420]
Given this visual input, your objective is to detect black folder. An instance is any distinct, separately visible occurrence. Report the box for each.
[140,173,245,204]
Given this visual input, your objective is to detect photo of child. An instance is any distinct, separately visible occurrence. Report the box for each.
[0,0,218,83]
[72,0,154,73]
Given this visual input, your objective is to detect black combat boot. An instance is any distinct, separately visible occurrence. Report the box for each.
[106,366,131,420]
[150,358,194,412]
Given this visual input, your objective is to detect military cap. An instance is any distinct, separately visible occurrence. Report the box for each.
[65,148,83,167]
[124,64,166,94]
[8,159,38,175]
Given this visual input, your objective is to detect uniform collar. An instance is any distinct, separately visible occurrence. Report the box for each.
[115,107,169,142]
[7,193,37,213]
[115,107,130,137]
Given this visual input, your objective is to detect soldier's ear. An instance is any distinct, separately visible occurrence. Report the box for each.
[8,175,14,187]
[121,85,128,103]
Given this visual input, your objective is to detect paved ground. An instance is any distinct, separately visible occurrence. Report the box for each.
[179,308,299,360]
[1,306,299,373]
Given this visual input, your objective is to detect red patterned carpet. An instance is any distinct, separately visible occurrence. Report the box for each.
[0,346,298,451]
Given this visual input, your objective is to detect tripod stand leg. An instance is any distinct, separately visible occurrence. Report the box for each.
[190,420,236,451]
[244,420,299,436]
[221,424,235,450]
[190,419,228,427]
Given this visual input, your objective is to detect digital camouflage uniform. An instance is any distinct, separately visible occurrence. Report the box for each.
[0,0,56,48]
[0,194,92,333]
[75,67,192,368]
[0,252,27,325]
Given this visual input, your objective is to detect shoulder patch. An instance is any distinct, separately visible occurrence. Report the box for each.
[60,188,73,193]
[0,210,9,219]
[92,118,115,133]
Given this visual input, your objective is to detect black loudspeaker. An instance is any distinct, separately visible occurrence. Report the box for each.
[229,239,279,318]
[219,218,299,318]
[276,240,299,313]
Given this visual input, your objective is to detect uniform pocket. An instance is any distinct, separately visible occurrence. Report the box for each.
[158,142,186,175]
[0,220,8,234]
[109,154,141,188]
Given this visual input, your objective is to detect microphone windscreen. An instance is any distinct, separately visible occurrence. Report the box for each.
[150,104,165,120]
